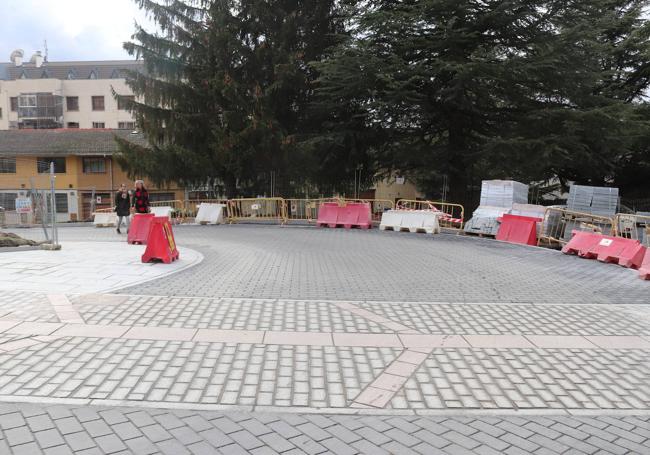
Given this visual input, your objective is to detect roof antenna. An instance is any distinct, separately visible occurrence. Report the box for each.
[43,39,48,62]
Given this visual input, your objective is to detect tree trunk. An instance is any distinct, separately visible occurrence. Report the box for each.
[446,119,472,213]
[224,173,237,199]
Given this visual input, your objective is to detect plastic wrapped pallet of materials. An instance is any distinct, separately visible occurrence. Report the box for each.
[464,206,510,236]
[479,180,529,208]
[510,203,546,220]
[566,185,618,217]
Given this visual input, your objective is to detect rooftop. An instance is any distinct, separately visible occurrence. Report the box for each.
[0,129,149,156]
[1,60,143,81]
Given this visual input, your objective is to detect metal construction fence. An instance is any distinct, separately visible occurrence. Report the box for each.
[537,207,616,248]
[395,199,465,231]
[227,198,287,224]
[614,213,650,247]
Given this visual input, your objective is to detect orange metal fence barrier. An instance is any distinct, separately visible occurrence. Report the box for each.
[227,198,287,224]
[538,207,616,248]
[614,213,650,247]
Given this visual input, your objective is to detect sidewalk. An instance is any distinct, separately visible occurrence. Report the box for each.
[0,241,202,293]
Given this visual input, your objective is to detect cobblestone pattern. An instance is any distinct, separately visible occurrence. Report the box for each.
[0,291,58,323]
[389,348,650,410]
[19,225,648,304]
[0,402,648,455]
[0,337,398,408]
[73,296,392,333]
[358,301,650,336]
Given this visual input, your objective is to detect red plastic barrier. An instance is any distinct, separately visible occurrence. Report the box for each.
[351,202,372,229]
[639,249,650,280]
[496,214,541,246]
[562,230,646,269]
[592,238,645,269]
[316,202,339,228]
[127,213,155,244]
[316,202,371,229]
[142,216,179,264]
[561,231,601,256]
[339,203,371,229]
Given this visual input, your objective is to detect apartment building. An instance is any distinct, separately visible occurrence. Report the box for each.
[0,50,140,130]
[0,129,185,222]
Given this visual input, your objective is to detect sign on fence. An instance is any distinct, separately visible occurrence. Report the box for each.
[15,198,32,214]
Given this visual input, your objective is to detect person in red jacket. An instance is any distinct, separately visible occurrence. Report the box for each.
[132,180,150,214]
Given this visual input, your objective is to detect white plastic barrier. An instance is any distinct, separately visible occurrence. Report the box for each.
[402,211,442,234]
[93,212,117,227]
[379,210,441,234]
[379,210,405,231]
[195,203,226,225]
[150,206,173,220]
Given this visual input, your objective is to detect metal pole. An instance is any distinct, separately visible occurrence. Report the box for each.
[30,177,49,241]
[49,162,58,246]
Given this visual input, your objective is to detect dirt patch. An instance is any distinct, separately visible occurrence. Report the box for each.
[0,232,40,248]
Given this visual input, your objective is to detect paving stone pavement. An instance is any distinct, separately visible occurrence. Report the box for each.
[0,403,648,455]
[16,224,650,304]
[3,224,649,453]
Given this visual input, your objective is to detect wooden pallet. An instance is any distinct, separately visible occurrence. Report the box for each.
[463,231,496,239]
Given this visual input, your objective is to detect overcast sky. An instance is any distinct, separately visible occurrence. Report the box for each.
[0,0,154,62]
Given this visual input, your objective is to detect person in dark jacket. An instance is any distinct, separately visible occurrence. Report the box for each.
[114,183,131,234]
[132,180,150,214]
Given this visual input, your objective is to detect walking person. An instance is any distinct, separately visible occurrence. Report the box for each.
[132,180,150,214]
[114,183,131,234]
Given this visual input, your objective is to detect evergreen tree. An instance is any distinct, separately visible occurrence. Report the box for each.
[116,0,344,197]
[313,0,650,206]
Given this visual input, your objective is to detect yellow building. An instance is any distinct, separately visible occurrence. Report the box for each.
[0,129,184,221]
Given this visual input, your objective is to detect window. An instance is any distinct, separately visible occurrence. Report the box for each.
[10,97,18,111]
[0,107,2,119]
[82,157,106,174]
[0,193,18,211]
[46,193,69,213]
[89,70,97,79]
[67,122,79,128]
[117,95,134,110]
[149,193,175,203]
[0,157,16,173]
[91,96,104,111]
[118,121,136,130]
[66,96,79,111]
[37,157,66,174]
[92,122,105,129]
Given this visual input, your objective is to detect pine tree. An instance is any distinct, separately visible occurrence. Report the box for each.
[313,0,650,206]
[116,0,344,197]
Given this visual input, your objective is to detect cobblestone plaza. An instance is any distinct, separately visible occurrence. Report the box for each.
[0,224,648,454]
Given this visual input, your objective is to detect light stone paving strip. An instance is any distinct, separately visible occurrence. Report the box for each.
[46,294,84,324]
[353,348,434,408]
[1,322,650,350]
